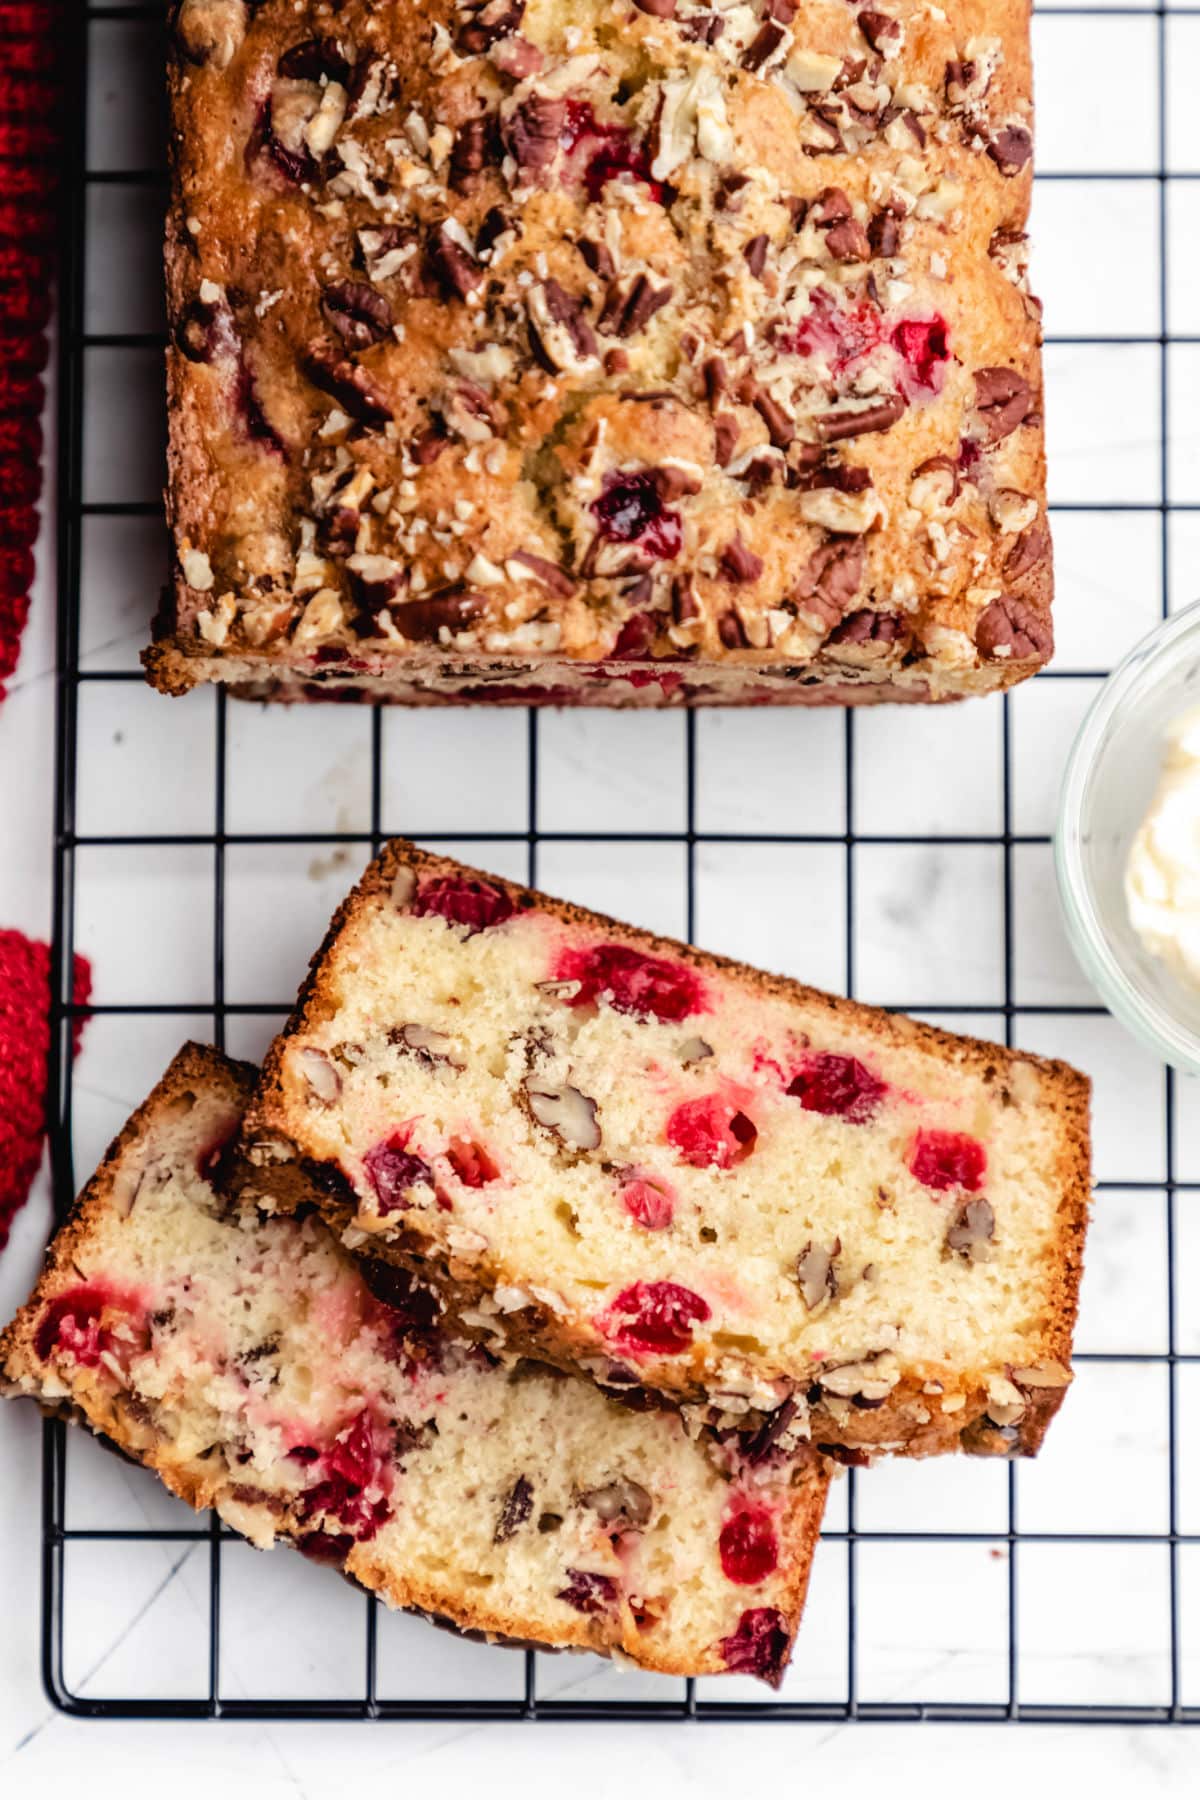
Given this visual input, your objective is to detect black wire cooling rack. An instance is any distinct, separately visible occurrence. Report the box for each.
[37,0,1197,1724]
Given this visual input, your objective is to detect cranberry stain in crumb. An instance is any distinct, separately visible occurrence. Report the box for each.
[718,1606,791,1685]
[620,1172,675,1231]
[554,941,707,1022]
[591,470,683,561]
[363,1133,436,1213]
[666,1094,758,1170]
[34,1284,146,1372]
[560,101,673,205]
[599,1280,711,1356]
[909,1127,987,1193]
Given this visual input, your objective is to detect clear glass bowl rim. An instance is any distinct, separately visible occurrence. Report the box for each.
[1054,596,1200,1078]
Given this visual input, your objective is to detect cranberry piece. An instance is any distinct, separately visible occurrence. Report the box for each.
[600,1280,711,1356]
[234,360,284,455]
[553,941,706,1022]
[609,611,657,659]
[786,1053,887,1124]
[591,472,682,561]
[560,101,674,205]
[413,874,514,933]
[782,289,884,376]
[909,1128,987,1193]
[719,1506,780,1586]
[718,1607,790,1685]
[297,1409,392,1541]
[557,1568,619,1614]
[891,314,949,394]
[363,1134,436,1214]
[446,1138,499,1187]
[621,1174,674,1231]
[666,1095,757,1170]
[33,1284,145,1372]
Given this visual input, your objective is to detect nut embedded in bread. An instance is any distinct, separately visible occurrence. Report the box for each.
[150,0,1051,706]
[247,841,1092,1454]
[0,1045,828,1685]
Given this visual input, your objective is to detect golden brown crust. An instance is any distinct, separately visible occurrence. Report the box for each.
[247,839,1091,1457]
[153,0,1051,705]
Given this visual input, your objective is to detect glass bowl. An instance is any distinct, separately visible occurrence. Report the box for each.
[1056,598,1200,1076]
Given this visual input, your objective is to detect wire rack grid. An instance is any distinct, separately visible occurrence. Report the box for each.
[38,0,1200,1725]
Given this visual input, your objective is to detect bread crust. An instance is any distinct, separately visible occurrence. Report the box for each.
[247,840,1091,1458]
[152,0,1051,706]
[1,1043,828,1681]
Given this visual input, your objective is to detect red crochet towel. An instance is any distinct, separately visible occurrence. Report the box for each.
[0,932,90,1250]
[0,0,62,701]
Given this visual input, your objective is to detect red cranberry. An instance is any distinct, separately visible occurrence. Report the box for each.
[363,1134,436,1213]
[413,874,514,932]
[33,1285,144,1372]
[553,941,707,1022]
[786,1053,887,1124]
[557,1568,619,1614]
[600,1280,711,1356]
[666,1095,757,1170]
[891,314,950,394]
[909,1128,987,1193]
[296,1409,392,1541]
[591,472,682,561]
[719,1506,780,1586]
[560,101,673,205]
[781,289,884,376]
[446,1137,499,1187]
[621,1174,675,1231]
[718,1607,790,1685]
[234,359,285,455]
[609,611,657,659]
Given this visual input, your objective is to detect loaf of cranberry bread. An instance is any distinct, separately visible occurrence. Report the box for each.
[148,0,1050,707]
[0,1045,829,1684]
[245,842,1090,1455]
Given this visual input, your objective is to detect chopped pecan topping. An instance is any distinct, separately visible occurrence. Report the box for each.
[719,536,764,584]
[973,366,1033,445]
[828,609,904,647]
[578,237,616,281]
[815,394,905,443]
[303,339,393,425]
[511,550,577,596]
[393,587,487,642]
[975,596,1052,662]
[713,414,740,465]
[277,36,350,83]
[321,281,392,350]
[598,274,673,336]
[825,217,871,263]
[868,206,902,257]
[718,609,750,648]
[857,9,900,53]
[743,234,770,279]
[946,1197,995,1263]
[753,390,795,450]
[672,572,700,623]
[451,115,495,187]
[742,19,788,71]
[703,356,729,408]
[457,0,525,54]
[428,227,483,302]
[634,0,676,13]
[527,280,598,372]
[792,537,865,622]
[988,124,1033,176]
[1003,522,1050,581]
[503,93,565,172]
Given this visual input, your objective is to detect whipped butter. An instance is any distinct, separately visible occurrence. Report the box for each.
[1125,707,1200,988]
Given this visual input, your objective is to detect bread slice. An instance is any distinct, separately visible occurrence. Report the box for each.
[246,841,1091,1457]
[0,1044,828,1685]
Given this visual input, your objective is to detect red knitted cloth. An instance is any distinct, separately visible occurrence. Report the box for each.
[0,933,90,1250]
[0,0,62,701]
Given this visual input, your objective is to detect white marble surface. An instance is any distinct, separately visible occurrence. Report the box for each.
[3,7,1200,1792]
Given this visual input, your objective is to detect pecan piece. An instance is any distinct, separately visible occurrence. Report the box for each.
[321,281,392,350]
[503,94,565,172]
[973,366,1033,444]
[510,550,577,596]
[393,587,488,642]
[946,1197,995,1263]
[1003,522,1050,581]
[828,609,904,647]
[988,124,1033,176]
[303,339,392,424]
[753,390,794,450]
[428,228,483,302]
[974,595,1053,662]
[719,535,764,584]
[825,217,871,263]
[634,0,676,13]
[742,19,787,70]
[814,394,905,443]
[857,9,900,53]
[718,609,750,648]
[494,1474,534,1543]
[791,537,865,622]
[175,0,246,69]
[598,275,673,337]
[743,234,769,279]
[451,116,495,187]
[527,279,598,372]
[457,0,525,53]
[713,414,740,465]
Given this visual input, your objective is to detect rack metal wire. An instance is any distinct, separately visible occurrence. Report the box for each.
[39,0,1195,1722]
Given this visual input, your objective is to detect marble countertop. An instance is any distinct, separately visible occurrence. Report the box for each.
[3,7,1200,1792]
